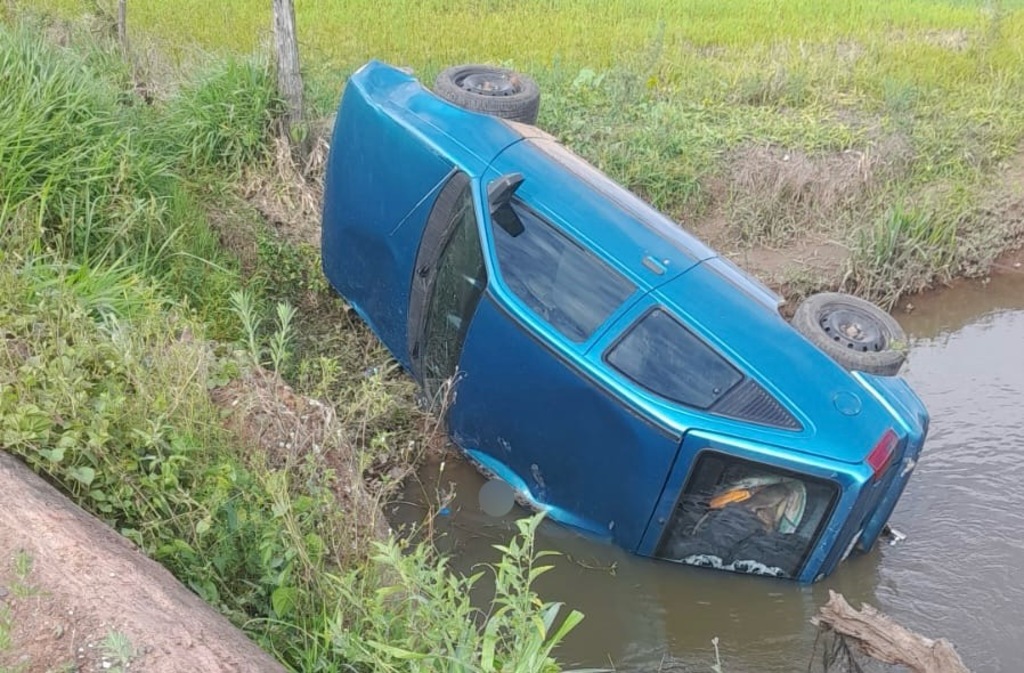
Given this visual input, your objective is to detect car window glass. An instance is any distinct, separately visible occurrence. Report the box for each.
[657,453,837,578]
[421,184,486,400]
[607,309,741,409]
[491,201,635,342]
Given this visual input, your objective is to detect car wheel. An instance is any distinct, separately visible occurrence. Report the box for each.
[434,64,540,124]
[792,292,908,376]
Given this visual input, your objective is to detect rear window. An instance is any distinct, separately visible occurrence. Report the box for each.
[657,452,838,578]
[491,201,635,342]
[606,309,741,409]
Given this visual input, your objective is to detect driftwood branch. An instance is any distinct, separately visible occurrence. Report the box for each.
[0,451,287,672]
[813,590,970,673]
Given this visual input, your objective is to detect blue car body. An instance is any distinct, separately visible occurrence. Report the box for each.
[322,61,929,582]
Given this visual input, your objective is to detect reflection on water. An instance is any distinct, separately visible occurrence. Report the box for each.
[393,271,1024,672]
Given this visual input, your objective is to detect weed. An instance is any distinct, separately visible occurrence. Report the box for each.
[268,302,298,373]
[99,631,135,672]
[847,205,959,306]
[282,514,587,673]
[6,551,37,599]
[230,288,263,365]
[228,288,298,373]
[0,605,11,653]
[12,552,30,581]
[167,57,283,174]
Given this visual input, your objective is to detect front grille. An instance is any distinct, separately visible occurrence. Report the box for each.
[711,378,801,430]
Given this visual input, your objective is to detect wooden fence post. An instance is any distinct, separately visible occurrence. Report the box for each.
[116,0,128,55]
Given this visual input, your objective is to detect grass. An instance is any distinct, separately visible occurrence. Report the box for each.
[0,15,582,672]
[0,605,10,655]
[849,205,960,306]
[34,0,1024,303]
[99,632,135,673]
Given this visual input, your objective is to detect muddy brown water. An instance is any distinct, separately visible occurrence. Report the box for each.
[393,272,1024,672]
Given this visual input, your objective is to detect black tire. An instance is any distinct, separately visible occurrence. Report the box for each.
[792,292,908,376]
[434,64,540,124]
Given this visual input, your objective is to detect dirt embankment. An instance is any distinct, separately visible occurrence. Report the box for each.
[0,452,288,673]
[688,142,1024,307]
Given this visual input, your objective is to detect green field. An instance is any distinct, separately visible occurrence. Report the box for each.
[40,1,1024,70]
[34,0,1022,303]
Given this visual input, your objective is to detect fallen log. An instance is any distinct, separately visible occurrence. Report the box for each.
[813,589,970,673]
[0,451,288,673]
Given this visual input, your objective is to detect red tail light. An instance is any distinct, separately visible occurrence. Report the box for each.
[867,429,898,479]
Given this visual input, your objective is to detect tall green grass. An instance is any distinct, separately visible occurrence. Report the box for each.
[849,205,960,307]
[0,24,281,332]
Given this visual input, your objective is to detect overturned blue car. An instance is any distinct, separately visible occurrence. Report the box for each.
[321,61,929,582]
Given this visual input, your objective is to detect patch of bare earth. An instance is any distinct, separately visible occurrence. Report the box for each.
[0,452,287,673]
[688,138,911,300]
[0,561,111,673]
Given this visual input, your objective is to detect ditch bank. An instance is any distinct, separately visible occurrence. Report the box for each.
[0,451,288,673]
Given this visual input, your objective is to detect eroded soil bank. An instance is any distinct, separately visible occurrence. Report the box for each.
[0,452,289,673]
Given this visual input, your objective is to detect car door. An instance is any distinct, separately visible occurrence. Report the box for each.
[444,194,684,550]
[321,67,457,360]
[407,171,488,404]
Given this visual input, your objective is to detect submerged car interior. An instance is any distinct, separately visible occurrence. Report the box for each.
[657,453,837,578]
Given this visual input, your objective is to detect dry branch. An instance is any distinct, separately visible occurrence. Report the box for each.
[813,590,971,673]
